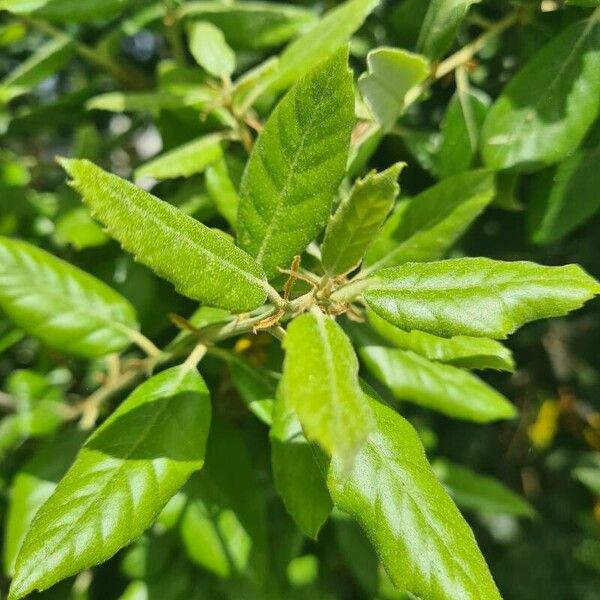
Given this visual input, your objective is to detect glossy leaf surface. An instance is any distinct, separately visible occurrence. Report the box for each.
[9,366,212,599]
[61,159,268,312]
[364,257,600,339]
[0,236,138,358]
[327,392,501,599]
[238,48,354,277]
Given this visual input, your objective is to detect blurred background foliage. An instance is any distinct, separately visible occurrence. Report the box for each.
[0,0,599,598]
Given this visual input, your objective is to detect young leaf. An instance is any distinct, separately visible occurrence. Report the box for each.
[364,257,600,339]
[528,124,600,244]
[321,163,403,276]
[60,159,269,313]
[270,394,332,539]
[9,366,212,600]
[433,459,535,517]
[358,346,516,422]
[237,48,355,277]
[86,92,191,113]
[364,170,495,271]
[179,1,317,49]
[417,0,480,60]
[187,21,235,79]
[482,20,600,171]
[437,88,489,178]
[135,134,225,181]
[365,310,515,371]
[262,0,379,94]
[0,235,139,358]
[358,48,429,131]
[0,0,138,22]
[3,428,86,576]
[327,391,502,600]
[282,312,373,462]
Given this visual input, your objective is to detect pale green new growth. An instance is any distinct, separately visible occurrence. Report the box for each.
[188,21,235,78]
[366,309,515,371]
[0,236,138,358]
[61,158,269,313]
[9,366,212,600]
[358,47,429,131]
[482,20,600,170]
[237,48,355,277]
[358,346,516,422]
[282,312,373,463]
[135,133,225,181]
[364,257,600,339]
[321,163,403,276]
[365,169,495,271]
[327,392,502,600]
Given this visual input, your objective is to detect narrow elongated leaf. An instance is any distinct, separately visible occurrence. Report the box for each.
[327,392,502,600]
[0,0,139,21]
[9,366,212,600]
[86,92,190,113]
[364,170,495,271]
[61,159,268,313]
[0,36,73,101]
[0,236,138,358]
[205,157,239,229]
[433,459,535,517]
[270,394,332,539]
[437,89,489,178]
[358,346,516,421]
[237,48,355,277]
[321,163,402,276]
[3,429,85,576]
[364,257,600,339]
[417,0,480,60]
[179,1,317,49]
[263,0,379,94]
[282,312,373,462]
[482,20,600,171]
[365,310,515,371]
[135,134,225,181]
[358,48,429,131]
[188,22,235,78]
[528,124,600,244]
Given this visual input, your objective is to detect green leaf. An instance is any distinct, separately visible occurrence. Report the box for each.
[86,92,190,113]
[363,257,600,339]
[135,134,225,181]
[433,459,535,517]
[179,419,267,581]
[0,235,138,358]
[573,467,600,495]
[358,47,429,131]
[321,164,403,276]
[237,48,355,278]
[0,36,73,102]
[180,1,317,50]
[0,0,140,22]
[358,345,515,421]
[528,124,600,244]
[188,21,235,79]
[3,428,85,576]
[9,365,212,600]
[364,170,495,271]
[54,206,109,250]
[60,159,269,313]
[417,0,480,60]
[262,0,379,95]
[437,89,489,178]
[282,312,373,462]
[327,391,501,600]
[365,309,515,371]
[481,20,600,171]
[205,157,240,229]
[270,394,332,539]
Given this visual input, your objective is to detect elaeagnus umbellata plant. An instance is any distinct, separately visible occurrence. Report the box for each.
[0,0,599,598]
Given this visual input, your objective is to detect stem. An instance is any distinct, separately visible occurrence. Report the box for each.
[127,329,162,359]
[266,284,287,309]
[329,278,373,304]
[180,343,207,372]
[22,17,151,89]
[163,0,187,66]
